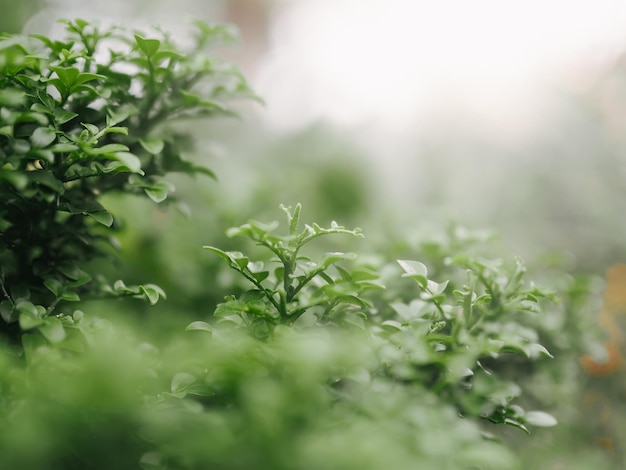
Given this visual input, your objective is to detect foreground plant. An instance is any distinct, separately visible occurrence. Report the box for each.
[0,19,255,344]
[202,205,559,436]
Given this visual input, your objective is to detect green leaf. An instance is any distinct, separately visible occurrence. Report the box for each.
[108,152,143,174]
[204,247,250,271]
[398,259,428,277]
[185,321,213,333]
[381,320,403,332]
[17,301,43,330]
[250,270,270,283]
[144,182,175,203]
[106,107,131,127]
[16,112,48,125]
[524,411,557,427]
[203,246,232,263]
[398,259,428,287]
[50,67,104,92]
[427,279,449,296]
[54,108,78,125]
[139,284,166,305]
[524,343,554,359]
[0,88,26,106]
[60,291,80,301]
[40,317,66,343]
[320,252,357,269]
[82,122,99,135]
[0,300,15,323]
[73,72,106,87]
[86,143,129,155]
[179,90,226,111]
[139,138,165,155]
[49,142,79,153]
[100,126,128,137]
[135,34,161,58]
[43,278,64,296]
[51,66,79,87]
[87,210,114,227]
[171,372,196,395]
[504,419,530,434]
[30,127,57,148]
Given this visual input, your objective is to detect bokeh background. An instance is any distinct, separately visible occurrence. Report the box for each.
[4,1,626,468]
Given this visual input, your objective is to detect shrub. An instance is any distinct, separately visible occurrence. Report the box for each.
[0,19,255,344]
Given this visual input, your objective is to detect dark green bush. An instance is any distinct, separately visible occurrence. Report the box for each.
[0,19,254,344]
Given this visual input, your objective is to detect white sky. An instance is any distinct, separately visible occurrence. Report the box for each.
[255,0,626,136]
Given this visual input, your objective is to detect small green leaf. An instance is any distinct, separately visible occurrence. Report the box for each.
[398,259,428,287]
[106,107,131,127]
[135,34,161,58]
[87,143,129,155]
[60,291,80,301]
[524,411,557,427]
[17,301,43,330]
[381,320,403,332]
[321,252,357,269]
[0,300,15,323]
[49,143,79,153]
[30,127,56,148]
[504,418,530,434]
[139,284,166,305]
[51,66,79,87]
[144,182,175,203]
[109,152,143,174]
[250,271,270,283]
[179,90,226,111]
[139,138,165,155]
[100,126,128,136]
[73,72,105,87]
[87,210,113,227]
[54,108,78,125]
[426,279,449,296]
[40,317,66,343]
[82,122,99,135]
[185,321,213,333]
[171,372,196,395]
[203,246,231,263]
[398,259,428,277]
[44,278,64,296]
[524,343,554,359]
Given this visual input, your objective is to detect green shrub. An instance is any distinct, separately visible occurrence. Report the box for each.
[0,19,255,343]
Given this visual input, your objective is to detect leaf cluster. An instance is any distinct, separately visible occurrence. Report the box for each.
[204,203,383,336]
[0,19,254,343]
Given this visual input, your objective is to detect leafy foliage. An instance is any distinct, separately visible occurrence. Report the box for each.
[204,203,381,335]
[0,19,254,342]
[204,204,559,438]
